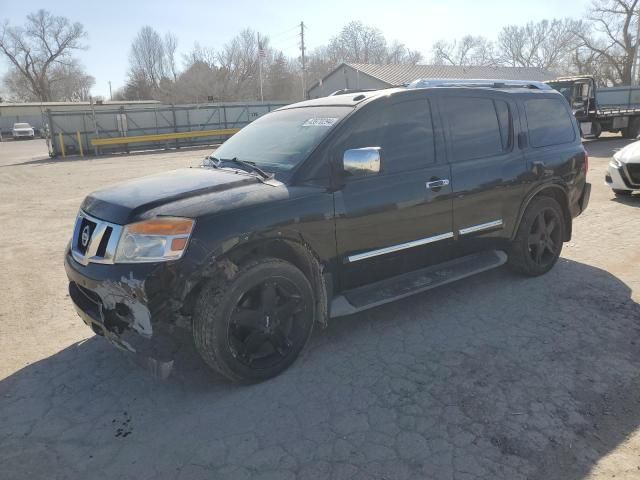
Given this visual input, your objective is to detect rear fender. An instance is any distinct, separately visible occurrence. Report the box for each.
[511,183,572,242]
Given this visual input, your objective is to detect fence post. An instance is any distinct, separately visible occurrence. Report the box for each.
[58,133,66,157]
[46,108,55,157]
[90,96,99,156]
[172,104,179,149]
[76,131,84,156]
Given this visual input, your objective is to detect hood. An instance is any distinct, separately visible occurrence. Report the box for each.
[614,140,640,164]
[81,167,283,224]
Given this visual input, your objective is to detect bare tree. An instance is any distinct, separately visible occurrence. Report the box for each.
[575,0,640,85]
[386,41,423,64]
[497,18,580,71]
[164,32,178,81]
[327,21,389,64]
[0,9,87,101]
[129,26,168,91]
[183,42,217,70]
[432,35,496,66]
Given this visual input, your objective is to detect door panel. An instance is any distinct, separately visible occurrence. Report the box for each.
[333,94,454,290]
[439,94,527,246]
[335,166,453,289]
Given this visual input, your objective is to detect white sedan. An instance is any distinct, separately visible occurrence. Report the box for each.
[606,141,640,196]
[12,122,35,140]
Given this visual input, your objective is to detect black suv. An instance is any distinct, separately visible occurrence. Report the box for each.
[65,80,591,382]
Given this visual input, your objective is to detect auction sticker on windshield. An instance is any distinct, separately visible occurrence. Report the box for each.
[302,117,339,127]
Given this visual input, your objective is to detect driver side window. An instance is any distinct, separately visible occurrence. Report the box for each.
[337,98,435,175]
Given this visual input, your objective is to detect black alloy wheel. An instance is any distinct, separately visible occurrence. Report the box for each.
[228,278,304,369]
[527,208,562,268]
[508,196,565,276]
[193,258,315,383]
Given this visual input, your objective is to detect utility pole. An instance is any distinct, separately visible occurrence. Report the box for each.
[634,9,640,85]
[108,81,113,101]
[257,32,264,102]
[300,21,306,100]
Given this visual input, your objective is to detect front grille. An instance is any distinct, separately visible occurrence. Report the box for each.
[627,164,640,185]
[76,217,97,254]
[71,211,122,265]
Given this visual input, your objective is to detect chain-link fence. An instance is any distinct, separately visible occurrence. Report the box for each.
[47,102,288,157]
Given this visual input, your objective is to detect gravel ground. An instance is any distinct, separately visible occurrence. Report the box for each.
[0,137,639,480]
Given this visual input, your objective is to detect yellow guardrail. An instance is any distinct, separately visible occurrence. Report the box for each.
[90,128,241,147]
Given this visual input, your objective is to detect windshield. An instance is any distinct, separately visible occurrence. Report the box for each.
[14,123,31,129]
[211,106,351,172]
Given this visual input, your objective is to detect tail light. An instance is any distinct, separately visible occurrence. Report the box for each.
[583,150,589,173]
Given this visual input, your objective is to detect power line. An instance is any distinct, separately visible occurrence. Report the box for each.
[269,25,300,41]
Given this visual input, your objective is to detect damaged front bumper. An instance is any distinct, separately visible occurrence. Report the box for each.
[64,252,185,376]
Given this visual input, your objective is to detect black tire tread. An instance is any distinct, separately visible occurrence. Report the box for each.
[508,196,564,276]
[192,257,313,383]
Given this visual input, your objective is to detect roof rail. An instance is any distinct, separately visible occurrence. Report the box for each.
[407,78,553,90]
[328,88,378,96]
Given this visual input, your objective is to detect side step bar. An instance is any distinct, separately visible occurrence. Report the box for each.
[330,250,507,318]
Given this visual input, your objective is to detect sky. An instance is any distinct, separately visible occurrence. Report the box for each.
[0,0,590,98]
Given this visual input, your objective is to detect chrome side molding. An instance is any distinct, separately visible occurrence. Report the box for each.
[459,219,503,235]
[347,232,454,263]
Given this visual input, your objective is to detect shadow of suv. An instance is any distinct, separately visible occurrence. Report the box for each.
[65,80,591,382]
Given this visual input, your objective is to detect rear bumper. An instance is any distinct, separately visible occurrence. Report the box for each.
[579,182,591,213]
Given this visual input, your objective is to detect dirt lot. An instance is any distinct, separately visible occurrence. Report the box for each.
[0,137,639,480]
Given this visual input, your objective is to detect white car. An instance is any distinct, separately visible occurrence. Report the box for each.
[606,141,640,196]
[12,122,35,140]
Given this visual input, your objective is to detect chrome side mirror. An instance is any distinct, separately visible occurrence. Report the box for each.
[343,147,381,176]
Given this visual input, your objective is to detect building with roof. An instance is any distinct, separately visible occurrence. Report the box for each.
[307,63,555,98]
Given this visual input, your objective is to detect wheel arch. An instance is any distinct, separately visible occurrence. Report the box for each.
[182,236,330,328]
[512,183,572,242]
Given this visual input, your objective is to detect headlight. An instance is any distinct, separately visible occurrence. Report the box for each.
[114,217,195,263]
[610,157,622,168]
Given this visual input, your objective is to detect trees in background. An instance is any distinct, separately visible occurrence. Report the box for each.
[575,0,640,85]
[0,10,94,101]
[432,36,496,67]
[497,19,581,70]
[117,22,422,103]
[431,3,640,86]
[4,4,640,101]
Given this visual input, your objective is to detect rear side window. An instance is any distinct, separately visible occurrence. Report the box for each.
[337,98,435,173]
[445,97,508,161]
[494,100,511,150]
[525,98,575,147]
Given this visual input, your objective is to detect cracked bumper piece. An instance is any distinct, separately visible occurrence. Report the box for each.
[65,253,182,376]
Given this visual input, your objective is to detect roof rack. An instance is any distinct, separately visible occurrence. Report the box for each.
[407,78,552,90]
[328,88,378,96]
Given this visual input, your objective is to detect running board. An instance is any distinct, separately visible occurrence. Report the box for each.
[330,250,507,318]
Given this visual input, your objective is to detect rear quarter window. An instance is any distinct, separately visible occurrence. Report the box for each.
[525,98,575,147]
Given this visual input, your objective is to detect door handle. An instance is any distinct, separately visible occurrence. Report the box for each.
[426,179,450,190]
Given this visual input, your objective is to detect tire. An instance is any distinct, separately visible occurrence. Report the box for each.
[622,117,640,139]
[193,257,315,383]
[508,197,565,276]
[586,121,601,139]
[613,188,632,196]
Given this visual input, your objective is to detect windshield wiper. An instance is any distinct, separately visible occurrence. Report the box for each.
[206,156,272,180]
